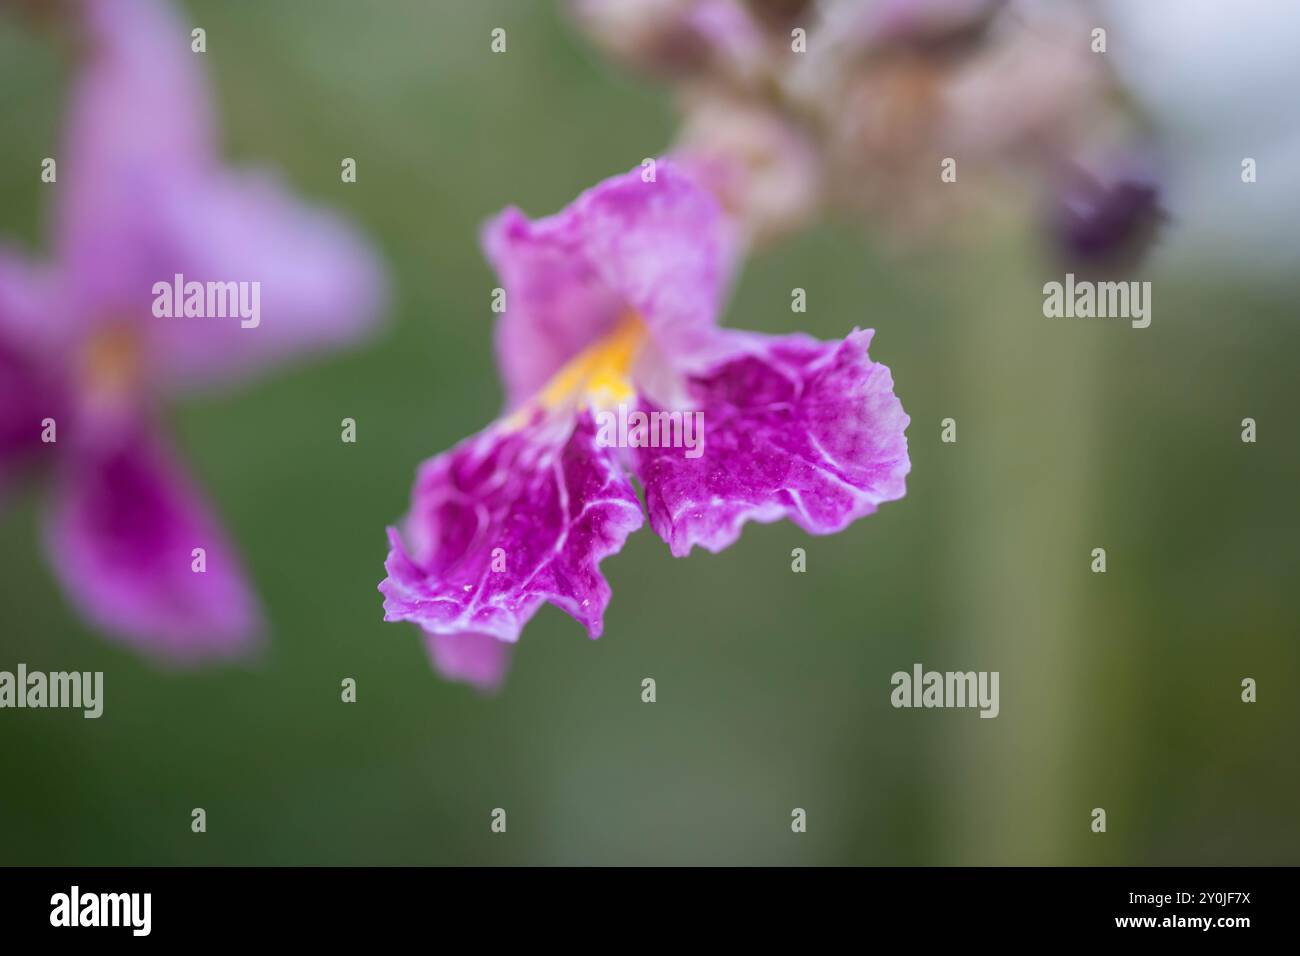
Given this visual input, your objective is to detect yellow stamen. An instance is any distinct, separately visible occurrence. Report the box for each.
[526,312,645,419]
[81,325,142,400]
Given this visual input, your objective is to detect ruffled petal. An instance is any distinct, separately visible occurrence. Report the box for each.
[380,410,644,678]
[43,420,262,663]
[633,329,910,556]
[482,160,728,407]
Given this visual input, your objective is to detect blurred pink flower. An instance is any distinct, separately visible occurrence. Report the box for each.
[0,0,387,662]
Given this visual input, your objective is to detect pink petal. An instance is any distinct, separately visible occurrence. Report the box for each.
[0,250,66,493]
[482,160,729,408]
[423,631,512,693]
[633,329,911,556]
[56,0,216,321]
[43,420,262,663]
[54,0,387,386]
[380,410,644,686]
[144,170,388,391]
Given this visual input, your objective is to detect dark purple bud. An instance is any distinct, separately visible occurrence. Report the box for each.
[1050,157,1165,272]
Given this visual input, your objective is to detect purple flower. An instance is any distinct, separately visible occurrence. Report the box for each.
[380,162,909,691]
[0,0,386,662]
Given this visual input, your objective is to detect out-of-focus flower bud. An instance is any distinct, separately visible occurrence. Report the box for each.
[818,0,1007,58]
[1049,150,1164,272]
[742,0,816,32]
[812,49,975,237]
[673,91,822,247]
[570,0,767,85]
[942,12,1109,160]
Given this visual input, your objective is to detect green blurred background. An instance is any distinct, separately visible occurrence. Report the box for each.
[1,1,1296,865]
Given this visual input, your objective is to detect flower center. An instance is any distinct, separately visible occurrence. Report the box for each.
[535,312,645,413]
[81,325,143,404]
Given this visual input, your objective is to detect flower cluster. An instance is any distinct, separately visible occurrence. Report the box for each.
[571,0,1162,267]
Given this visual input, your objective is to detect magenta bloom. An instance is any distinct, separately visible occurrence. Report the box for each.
[0,0,386,662]
[380,162,908,691]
